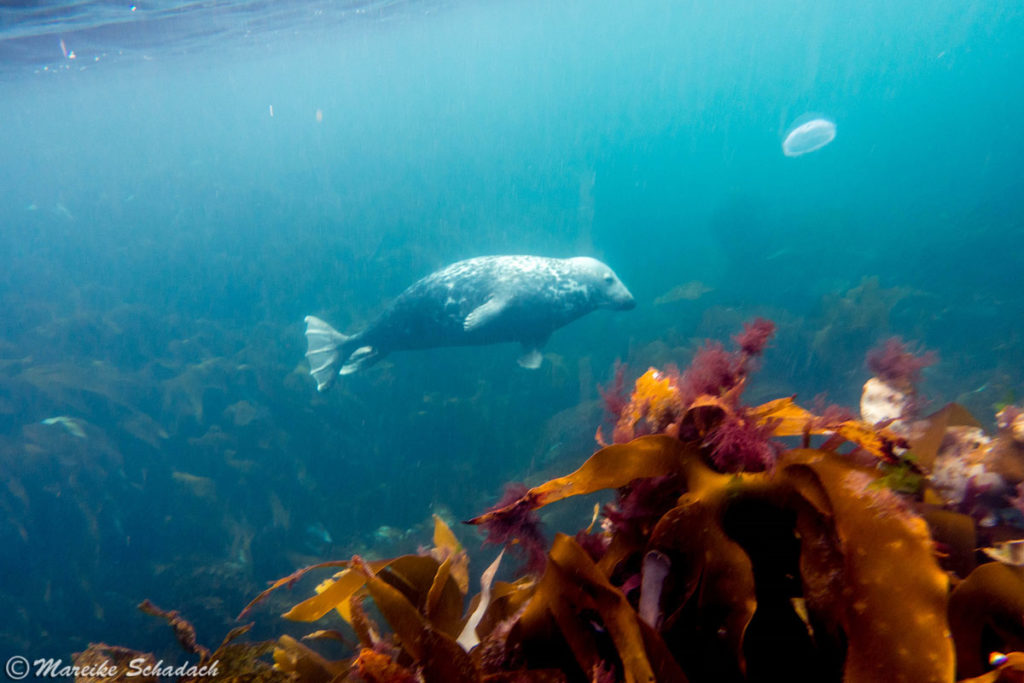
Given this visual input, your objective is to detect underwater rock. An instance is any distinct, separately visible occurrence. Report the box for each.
[782,115,836,157]
[860,376,911,429]
[931,426,1000,509]
[989,406,1024,484]
[919,403,1024,524]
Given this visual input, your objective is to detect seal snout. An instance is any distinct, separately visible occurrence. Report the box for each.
[609,281,636,310]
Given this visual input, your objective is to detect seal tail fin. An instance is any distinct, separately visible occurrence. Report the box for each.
[303,316,352,392]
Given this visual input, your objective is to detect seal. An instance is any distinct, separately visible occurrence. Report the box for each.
[304,255,635,391]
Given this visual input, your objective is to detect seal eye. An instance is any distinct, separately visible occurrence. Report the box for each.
[604,275,614,284]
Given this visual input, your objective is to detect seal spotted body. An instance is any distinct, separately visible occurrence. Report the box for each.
[304,255,635,391]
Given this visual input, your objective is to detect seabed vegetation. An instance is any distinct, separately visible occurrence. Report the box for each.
[78,320,1024,683]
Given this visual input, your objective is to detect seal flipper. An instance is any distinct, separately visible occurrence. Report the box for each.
[517,347,544,369]
[517,335,549,369]
[304,316,351,392]
[464,294,511,333]
[340,346,380,375]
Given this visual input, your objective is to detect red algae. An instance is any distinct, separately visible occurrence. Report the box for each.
[604,474,683,537]
[733,317,776,357]
[680,319,775,405]
[810,393,856,424]
[599,360,629,419]
[704,412,780,472]
[679,341,742,404]
[866,336,937,389]
[478,483,547,575]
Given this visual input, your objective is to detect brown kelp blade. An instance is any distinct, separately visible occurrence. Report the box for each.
[273,634,349,683]
[949,562,1024,677]
[748,397,905,460]
[139,599,210,660]
[782,449,954,683]
[283,564,383,622]
[547,534,659,683]
[467,435,691,526]
[433,513,470,594]
[358,559,480,682]
[910,402,981,472]
[747,396,817,436]
[519,534,685,683]
[237,560,350,620]
[284,554,458,628]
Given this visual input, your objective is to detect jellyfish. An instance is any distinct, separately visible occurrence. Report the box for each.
[782,114,836,157]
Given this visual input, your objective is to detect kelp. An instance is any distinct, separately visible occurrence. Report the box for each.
[261,433,955,680]
[467,436,693,527]
[138,600,291,683]
[72,644,159,683]
[103,321,1024,682]
[238,560,351,620]
[475,436,952,681]
[949,562,1024,678]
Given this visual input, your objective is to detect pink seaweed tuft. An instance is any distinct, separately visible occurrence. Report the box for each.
[677,319,777,406]
[809,393,856,428]
[604,475,683,538]
[866,337,937,389]
[819,403,855,424]
[679,342,742,404]
[599,361,628,419]
[479,483,547,575]
[733,317,776,357]
[705,412,780,472]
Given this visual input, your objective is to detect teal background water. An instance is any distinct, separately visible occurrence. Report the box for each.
[1,0,1022,661]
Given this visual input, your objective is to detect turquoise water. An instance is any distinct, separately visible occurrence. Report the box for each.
[1,0,1022,661]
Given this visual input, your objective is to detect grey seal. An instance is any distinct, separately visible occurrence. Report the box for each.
[304,255,635,391]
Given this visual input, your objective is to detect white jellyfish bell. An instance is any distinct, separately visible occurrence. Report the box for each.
[782,113,836,157]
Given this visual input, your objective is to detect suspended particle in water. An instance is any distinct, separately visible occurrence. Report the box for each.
[782,115,836,157]
[315,109,323,123]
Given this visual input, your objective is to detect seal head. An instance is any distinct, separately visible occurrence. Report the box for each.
[565,256,636,311]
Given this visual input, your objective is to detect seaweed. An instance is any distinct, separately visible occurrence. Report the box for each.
[866,337,937,391]
[98,321,1024,682]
